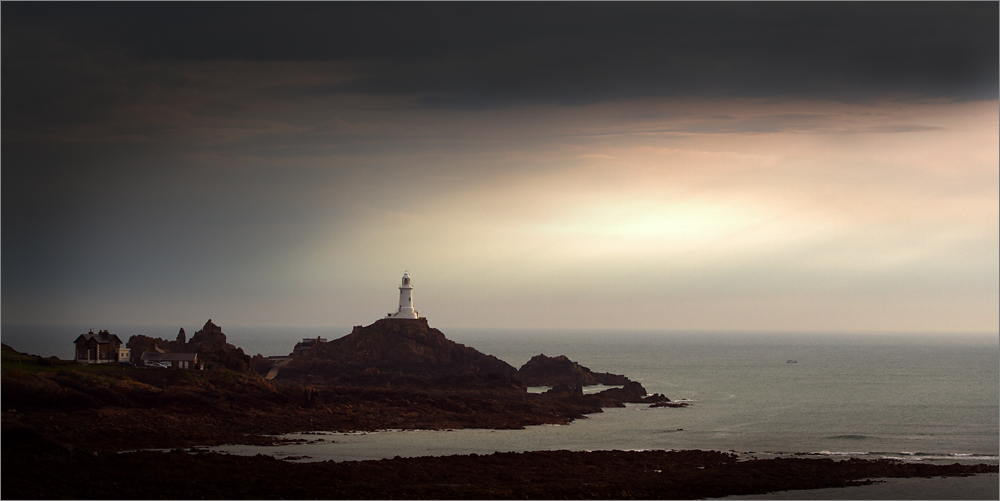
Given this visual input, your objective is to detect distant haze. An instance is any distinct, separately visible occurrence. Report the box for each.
[2,3,997,334]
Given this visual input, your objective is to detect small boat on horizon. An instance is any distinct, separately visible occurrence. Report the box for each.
[786,359,798,364]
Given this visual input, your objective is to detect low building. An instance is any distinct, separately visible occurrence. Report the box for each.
[141,351,199,369]
[74,330,125,364]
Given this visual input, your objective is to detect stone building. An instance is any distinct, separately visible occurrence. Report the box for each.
[74,330,128,364]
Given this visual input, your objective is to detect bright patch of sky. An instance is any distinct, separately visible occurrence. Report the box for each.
[3,3,997,335]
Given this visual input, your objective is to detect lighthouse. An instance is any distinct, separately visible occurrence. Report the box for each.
[387,271,420,319]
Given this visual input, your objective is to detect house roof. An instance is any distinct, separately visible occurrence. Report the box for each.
[73,330,123,345]
[141,352,198,362]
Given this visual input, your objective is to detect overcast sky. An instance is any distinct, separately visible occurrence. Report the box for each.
[3,3,997,333]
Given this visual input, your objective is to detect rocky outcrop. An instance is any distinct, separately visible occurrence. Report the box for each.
[188,320,226,347]
[187,320,251,373]
[126,320,251,373]
[515,354,631,387]
[250,354,273,376]
[543,380,670,407]
[589,381,669,406]
[650,401,689,408]
[282,318,517,385]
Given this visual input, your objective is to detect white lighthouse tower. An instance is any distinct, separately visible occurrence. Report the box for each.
[388,271,420,319]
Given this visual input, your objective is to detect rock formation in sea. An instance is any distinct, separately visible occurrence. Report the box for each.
[280,318,517,386]
[543,380,671,407]
[515,353,632,387]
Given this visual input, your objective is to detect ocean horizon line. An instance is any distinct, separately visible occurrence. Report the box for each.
[3,321,998,338]
[4,322,997,361]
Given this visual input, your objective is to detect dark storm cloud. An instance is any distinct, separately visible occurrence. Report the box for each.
[2,3,997,331]
[4,2,997,110]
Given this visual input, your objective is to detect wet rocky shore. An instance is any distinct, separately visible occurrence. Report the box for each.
[3,322,996,499]
[4,439,994,500]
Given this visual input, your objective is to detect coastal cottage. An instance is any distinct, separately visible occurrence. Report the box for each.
[74,330,128,364]
[140,351,199,369]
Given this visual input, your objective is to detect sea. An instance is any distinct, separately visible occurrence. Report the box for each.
[4,324,998,470]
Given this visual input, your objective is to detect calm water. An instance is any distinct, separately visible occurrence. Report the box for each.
[4,324,998,464]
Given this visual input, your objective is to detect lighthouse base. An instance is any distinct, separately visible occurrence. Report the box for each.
[388,307,419,319]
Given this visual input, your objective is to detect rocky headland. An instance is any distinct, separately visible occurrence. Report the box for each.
[1,319,671,454]
[274,318,519,387]
[1,320,993,499]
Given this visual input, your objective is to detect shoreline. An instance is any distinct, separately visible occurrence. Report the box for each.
[4,446,995,499]
[3,341,997,499]
[205,427,999,466]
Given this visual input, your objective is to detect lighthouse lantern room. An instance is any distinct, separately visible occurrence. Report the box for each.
[388,271,420,319]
